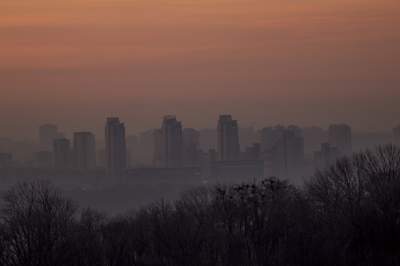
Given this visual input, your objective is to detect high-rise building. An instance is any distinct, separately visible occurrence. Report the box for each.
[328,124,352,156]
[394,125,400,145]
[39,124,61,150]
[217,115,240,161]
[73,132,96,170]
[105,117,127,175]
[183,128,200,166]
[314,143,340,170]
[260,126,285,152]
[303,126,328,155]
[285,125,305,174]
[53,138,71,169]
[157,115,183,168]
[261,125,304,179]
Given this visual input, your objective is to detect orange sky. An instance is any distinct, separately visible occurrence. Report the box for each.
[1,0,400,137]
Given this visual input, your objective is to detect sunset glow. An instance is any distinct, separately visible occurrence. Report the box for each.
[1,0,399,136]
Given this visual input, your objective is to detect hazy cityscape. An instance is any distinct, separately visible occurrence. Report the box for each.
[1,0,400,265]
[0,115,398,213]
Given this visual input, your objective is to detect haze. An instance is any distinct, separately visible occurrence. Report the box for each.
[1,0,400,138]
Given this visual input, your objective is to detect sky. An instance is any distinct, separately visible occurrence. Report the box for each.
[1,0,400,138]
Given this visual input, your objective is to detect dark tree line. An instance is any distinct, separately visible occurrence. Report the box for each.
[1,145,400,266]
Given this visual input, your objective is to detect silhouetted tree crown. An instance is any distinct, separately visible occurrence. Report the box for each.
[0,145,400,266]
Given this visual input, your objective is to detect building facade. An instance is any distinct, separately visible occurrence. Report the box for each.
[261,125,305,180]
[105,117,127,175]
[158,115,183,168]
[314,142,340,170]
[73,132,96,170]
[217,115,240,161]
[328,124,352,156]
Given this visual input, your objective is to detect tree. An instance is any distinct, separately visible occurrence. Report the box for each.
[0,181,77,266]
[307,145,400,266]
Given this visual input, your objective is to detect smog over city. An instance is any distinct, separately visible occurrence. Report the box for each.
[0,0,400,265]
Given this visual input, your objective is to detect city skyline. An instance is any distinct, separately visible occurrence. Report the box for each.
[2,115,398,173]
[0,115,399,141]
[1,1,400,262]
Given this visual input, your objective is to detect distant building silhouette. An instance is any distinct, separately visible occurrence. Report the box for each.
[217,115,240,161]
[303,126,328,155]
[314,142,340,170]
[39,124,62,151]
[157,115,183,168]
[328,124,352,156]
[105,117,127,175]
[53,138,71,169]
[260,126,282,152]
[73,132,96,170]
[261,125,304,179]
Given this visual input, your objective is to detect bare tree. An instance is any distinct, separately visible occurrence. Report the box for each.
[0,181,77,266]
[307,145,400,266]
